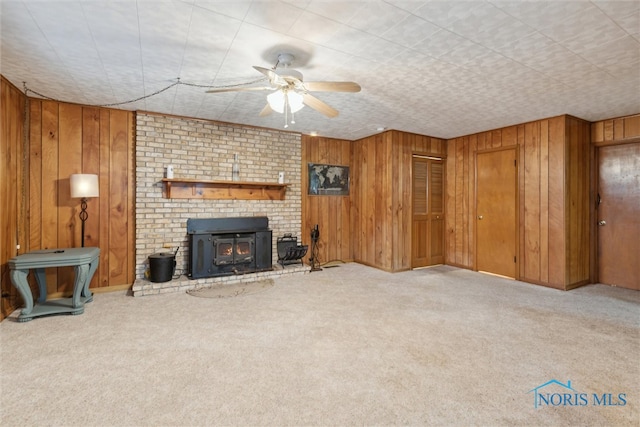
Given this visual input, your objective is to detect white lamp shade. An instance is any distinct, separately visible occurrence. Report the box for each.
[267,91,285,114]
[288,91,304,113]
[70,174,99,198]
[267,90,305,114]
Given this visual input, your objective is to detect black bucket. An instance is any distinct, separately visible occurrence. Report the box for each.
[148,252,176,283]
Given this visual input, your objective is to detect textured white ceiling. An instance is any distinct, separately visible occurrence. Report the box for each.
[1,0,639,140]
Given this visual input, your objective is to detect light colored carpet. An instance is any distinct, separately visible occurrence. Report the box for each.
[187,279,274,298]
[1,263,638,426]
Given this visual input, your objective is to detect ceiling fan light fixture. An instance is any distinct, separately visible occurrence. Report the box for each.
[267,90,285,114]
[208,54,359,122]
[267,89,304,114]
[287,91,304,113]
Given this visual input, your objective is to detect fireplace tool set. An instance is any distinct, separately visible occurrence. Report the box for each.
[309,224,322,272]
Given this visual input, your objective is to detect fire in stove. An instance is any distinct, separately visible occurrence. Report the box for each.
[220,244,233,257]
[237,242,250,255]
[213,235,255,266]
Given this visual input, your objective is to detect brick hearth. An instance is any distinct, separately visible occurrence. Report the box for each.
[132,264,309,296]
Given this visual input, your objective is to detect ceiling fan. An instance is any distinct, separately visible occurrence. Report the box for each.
[206,53,361,127]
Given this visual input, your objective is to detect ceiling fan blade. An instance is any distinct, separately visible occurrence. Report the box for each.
[302,93,339,118]
[253,66,286,86]
[303,81,361,93]
[259,104,273,117]
[206,86,272,93]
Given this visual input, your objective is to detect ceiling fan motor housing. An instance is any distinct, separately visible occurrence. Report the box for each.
[275,68,304,82]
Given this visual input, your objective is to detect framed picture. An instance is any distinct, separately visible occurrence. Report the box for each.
[308,163,350,196]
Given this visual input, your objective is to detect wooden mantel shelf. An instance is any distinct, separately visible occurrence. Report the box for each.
[162,178,287,200]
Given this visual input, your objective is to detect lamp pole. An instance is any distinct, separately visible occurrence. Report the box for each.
[79,197,89,247]
[70,174,99,248]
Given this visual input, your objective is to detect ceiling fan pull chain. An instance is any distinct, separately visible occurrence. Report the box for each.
[284,93,289,128]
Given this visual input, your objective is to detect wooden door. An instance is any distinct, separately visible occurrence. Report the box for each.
[476,148,517,278]
[412,157,444,268]
[597,143,640,290]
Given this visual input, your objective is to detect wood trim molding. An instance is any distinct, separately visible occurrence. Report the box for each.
[593,136,640,147]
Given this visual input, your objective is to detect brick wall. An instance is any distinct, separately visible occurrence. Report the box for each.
[135,113,302,280]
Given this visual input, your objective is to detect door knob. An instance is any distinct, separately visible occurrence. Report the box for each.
[477,215,483,220]
[598,220,606,226]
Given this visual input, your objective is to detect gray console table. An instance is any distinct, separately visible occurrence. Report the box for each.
[8,247,100,322]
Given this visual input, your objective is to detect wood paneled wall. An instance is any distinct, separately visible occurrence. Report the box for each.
[351,132,392,270]
[591,114,640,145]
[351,131,446,271]
[446,124,518,271]
[301,131,445,272]
[28,100,136,297]
[301,135,353,265]
[1,77,27,320]
[565,116,592,288]
[446,115,591,290]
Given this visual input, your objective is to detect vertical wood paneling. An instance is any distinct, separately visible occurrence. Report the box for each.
[454,138,464,266]
[383,134,392,268]
[340,140,351,262]
[82,107,101,250]
[445,139,456,265]
[23,100,135,295]
[591,114,640,145]
[57,103,83,294]
[467,135,477,268]
[503,126,518,147]
[613,119,624,141]
[539,120,549,284]
[591,121,604,143]
[477,133,486,151]
[109,110,131,285]
[41,101,60,294]
[374,136,385,267]
[462,137,469,267]
[401,131,446,271]
[126,112,136,288]
[565,116,591,287]
[604,120,614,141]
[29,102,42,250]
[517,125,525,278]
[98,109,111,287]
[492,130,502,148]
[523,121,541,281]
[350,141,361,262]
[343,131,445,272]
[391,136,402,269]
[301,135,353,266]
[624,115,640,138]
[547,117,565,286]
[446,115,591,289]
[366,136,377,266]
[1,77,26,320]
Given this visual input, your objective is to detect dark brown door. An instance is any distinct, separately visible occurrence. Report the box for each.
[598,143,640,290]
[476,148,517,278]
[412,157,444,268]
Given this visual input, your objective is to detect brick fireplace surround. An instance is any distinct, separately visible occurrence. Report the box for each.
[132,113,306,296]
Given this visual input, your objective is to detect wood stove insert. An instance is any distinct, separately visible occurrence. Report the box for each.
[187,217,272,279]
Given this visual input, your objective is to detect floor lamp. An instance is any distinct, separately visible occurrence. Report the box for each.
[70,174,99,247]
